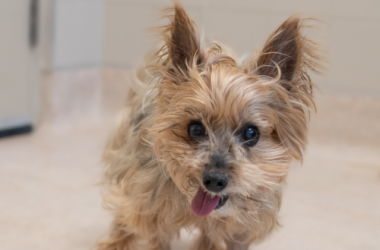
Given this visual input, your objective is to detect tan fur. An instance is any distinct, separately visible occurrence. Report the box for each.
[98,1,323,249]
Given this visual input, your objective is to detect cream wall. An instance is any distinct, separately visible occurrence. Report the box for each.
[103,0,380,97]
[52,0,103,69]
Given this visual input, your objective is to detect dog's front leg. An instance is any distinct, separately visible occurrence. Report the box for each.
[225,233,251,250]
[225,241,250,250]
[190,232,224,250]
[147,236,172,250]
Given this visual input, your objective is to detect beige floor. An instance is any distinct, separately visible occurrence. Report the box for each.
[1,69,379,250]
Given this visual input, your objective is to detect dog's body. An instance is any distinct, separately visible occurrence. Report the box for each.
[99,2,322,249]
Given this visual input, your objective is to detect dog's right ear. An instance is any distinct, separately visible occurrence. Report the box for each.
[165,2,203,72]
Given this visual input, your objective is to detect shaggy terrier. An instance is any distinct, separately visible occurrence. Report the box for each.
[98,1,323,249]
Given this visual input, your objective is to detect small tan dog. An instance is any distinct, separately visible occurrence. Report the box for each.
[98,1,323,249]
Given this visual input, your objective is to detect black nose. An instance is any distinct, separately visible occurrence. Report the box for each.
[203,172,228,192]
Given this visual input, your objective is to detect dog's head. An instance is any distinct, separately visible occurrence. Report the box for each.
[150,3,322,219]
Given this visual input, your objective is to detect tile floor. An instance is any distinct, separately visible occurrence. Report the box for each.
[1,69,379,250]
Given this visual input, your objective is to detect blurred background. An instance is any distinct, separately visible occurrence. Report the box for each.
[0,0,379,249]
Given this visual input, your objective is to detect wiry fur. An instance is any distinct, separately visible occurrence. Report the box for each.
[98,2,323,250]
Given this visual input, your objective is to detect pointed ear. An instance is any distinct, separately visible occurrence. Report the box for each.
[167,3,203,71]
[252,16,322,85]
[250,17,324,161]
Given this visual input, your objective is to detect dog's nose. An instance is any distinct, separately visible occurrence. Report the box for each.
[203,171,228,192]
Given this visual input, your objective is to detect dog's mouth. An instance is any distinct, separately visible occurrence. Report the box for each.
[215,195,229,209]
[191,187,229,217]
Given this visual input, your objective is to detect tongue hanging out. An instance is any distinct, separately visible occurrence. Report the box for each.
[191,187,221,217]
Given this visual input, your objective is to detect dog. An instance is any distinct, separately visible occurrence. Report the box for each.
[98,1,323,249]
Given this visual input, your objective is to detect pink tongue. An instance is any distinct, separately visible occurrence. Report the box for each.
[191,188,220,217]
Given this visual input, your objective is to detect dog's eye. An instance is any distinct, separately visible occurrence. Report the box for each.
[242,124,260,147]
[188,121,206,139]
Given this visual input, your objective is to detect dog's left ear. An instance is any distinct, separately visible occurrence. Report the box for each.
[167,2,203,72]
[250,17,324,161]
[250,16,322,92]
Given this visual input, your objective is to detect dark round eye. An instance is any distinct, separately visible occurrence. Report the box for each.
[188,121,206,139]
[242,124,260,147]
